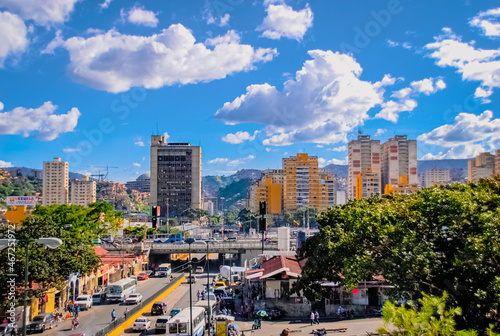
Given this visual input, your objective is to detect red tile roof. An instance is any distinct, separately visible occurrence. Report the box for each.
[261,256,305,279]
[94,246,109,256]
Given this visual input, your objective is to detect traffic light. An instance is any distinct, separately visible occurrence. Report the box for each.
[259,201,266,215]
[259,217,267,232]
[152,206,160,229]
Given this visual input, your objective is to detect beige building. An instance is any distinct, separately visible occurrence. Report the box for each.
[468,151,496,182]
[421,167,451,188]
[496,149,500,177]
[283,153,327,212]
[42,157,69,206]
[150,135,201,218]
[348,135,381,199]
[70,176,96,207]
[320,170,336,209]
[381,135,418,194]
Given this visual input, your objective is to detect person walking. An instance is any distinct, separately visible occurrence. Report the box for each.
[197,290,201,301]
[314,310,320,324]
[111,309,116,322]
[124,308,129,320]
[75,306,80,318]
[310,311,315,325]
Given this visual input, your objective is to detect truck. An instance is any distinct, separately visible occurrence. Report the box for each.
[74,295,93,310]
[220,266,245,283]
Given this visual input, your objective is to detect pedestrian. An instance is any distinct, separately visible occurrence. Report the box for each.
[10,325,17,336]
[310,311,315,325]
[111,309,116,322]
[197,290,200,301]
[124,308,129,319]
[314,310,319,324]
[75,306,80,318]
[2,318,7,324]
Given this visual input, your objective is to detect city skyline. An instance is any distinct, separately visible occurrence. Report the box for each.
[0,0,499,183]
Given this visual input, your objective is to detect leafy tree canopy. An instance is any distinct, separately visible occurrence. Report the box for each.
[294,178,500,331]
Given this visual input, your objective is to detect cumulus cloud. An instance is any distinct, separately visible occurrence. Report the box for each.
[258,2,313,41]
[469,7,500,38]
[0,101,80,140]
[41,29,64,54]
[135,140,145,147]
[206,13,230,27]
[327,145,347,152]
[326,158,347,165]
[215,50,388,146]
[122,6,158,27]
[0,160,13,168]
[221,130,259,144]
[374,129,386,136]
[425,28,500,90]
[163,132,170,142]
[132,162,141,167]
[418,110,500,148]
[474,86,493,103]
[99,0,113,9]
[56,25,277,93]
[420,144,487,160]
[63,148,80,153]
[386,39,412,50]
[228,154,255,166]
[376,77,446,122]
[0,11,29,67]
[208,158,229,164]
[0,0,80,25]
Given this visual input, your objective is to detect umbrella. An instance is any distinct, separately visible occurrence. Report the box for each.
[228,324,239,330]
[256,310,268,317]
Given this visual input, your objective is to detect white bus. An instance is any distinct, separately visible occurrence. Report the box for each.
[157,263,172,277]
[168,307,206,336]
[106,277,137,302]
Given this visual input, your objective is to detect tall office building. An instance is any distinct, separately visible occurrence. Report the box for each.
[320,170,336,208]
[421,167,451,188]
[283,153,323,212]
[468,151,496,182]
[42,157,69,206]
[348,135,381,199]
[70,176,96,207]
[381,135,418,194]
[254,177,283,214]
[150,135,201,218]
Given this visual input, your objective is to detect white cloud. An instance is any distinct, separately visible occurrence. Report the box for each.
[132,162,141,167]
[63,148,80,153]
[206,13,230,27]
[228,154,255,166]
[163,132,170,142]
[386,39,412,50]
[326,158,347,165]
[327,145,347,152]
[41,29,63,54]
[258,2,313,41]
[0,0,80,26]
[135,140,145,147]
[0,101,80,140]
[425,29,500,90]
[208,158,229,164]
[318,157,326,166]
[221,130,259,144]
[420,144,487,160]
[376,99,418,123]
[122,6,158,27]
[57,25,277,93]
[374,129,386,136]
[214,170,237,175]
[474,86,493,103]
[215,50,387,146]
[0,11,28,67]
[99,0,113,9]
[0,160,13,168]
[469,7,500,38]
[418,110,500,148]
[411,78,446,95]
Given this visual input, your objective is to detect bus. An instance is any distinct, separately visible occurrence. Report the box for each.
[157,263,172,277]
[106,277,137,302]
[153,233,183,243]
[167,307,206,336]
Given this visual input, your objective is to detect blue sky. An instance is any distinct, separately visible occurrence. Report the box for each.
[0,0,499,182]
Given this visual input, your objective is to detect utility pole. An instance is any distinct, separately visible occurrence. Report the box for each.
[259,202,267,257]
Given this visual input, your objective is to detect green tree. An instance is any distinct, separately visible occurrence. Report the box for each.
[294,178,500,331]
[237,208,259,232]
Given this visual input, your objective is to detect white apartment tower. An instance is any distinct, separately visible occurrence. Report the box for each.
[42,157,69,206]
[422,167,451,188]
[71,176,96,207]
[380,135,418,193]
[348,135,381,200]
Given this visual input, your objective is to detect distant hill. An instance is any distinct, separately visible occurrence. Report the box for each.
[6,167,89,180]
[324,164,348,177]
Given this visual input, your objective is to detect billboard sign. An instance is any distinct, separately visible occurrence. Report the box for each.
[6,196,37,206]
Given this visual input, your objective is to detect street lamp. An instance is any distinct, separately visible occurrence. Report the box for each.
[185,238,195,336]
[0,238,63,336]
[202,241,211,336]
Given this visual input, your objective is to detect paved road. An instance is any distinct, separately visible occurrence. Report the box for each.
[42,275,176,336]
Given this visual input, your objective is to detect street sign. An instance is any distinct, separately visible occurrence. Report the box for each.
[6,196,37,206]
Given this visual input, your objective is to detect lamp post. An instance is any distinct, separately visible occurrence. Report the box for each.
[205,242,211,336]
[186,238,195,336]
[0,238,63,336]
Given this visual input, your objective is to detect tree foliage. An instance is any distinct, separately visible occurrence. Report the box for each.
[293,178,500,331]
[0,202,122,309]
[237,208,259,232]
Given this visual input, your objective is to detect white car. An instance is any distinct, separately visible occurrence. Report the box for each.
[125,293,143,305]
[75,295,92,310]
[132,317,151,331]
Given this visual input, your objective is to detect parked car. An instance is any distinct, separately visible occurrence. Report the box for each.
[26,313,55,333]
[214,288,227,297]
[132,317,151,331]
[92,293,105,304]
[123,237,133,244]
[125,293,143,305]
[0,323,18,336]
[169,308,182,317]
[155,315,171,334]
[75,295,92,310]
[151,302,168,315]
[195,266,204,273]
[137,272,149,280]
[221,296,235,310]
[186,275,197,283]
